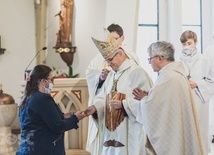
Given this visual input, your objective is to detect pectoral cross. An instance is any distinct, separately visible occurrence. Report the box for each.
[109,79,119,130]
[110,79,118,98]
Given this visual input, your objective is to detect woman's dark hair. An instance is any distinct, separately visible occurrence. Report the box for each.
[19,65,52,109]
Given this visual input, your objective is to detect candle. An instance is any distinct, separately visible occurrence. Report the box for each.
[0,36,1,48]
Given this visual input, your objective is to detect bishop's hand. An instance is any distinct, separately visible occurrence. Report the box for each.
[82,105,97,116]
[100,69,110,81]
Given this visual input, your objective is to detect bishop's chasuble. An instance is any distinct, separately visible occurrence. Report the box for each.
[92,58,152,155]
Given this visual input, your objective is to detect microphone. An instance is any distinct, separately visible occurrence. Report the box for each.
[25,47,47,71]
[24,47,47,79]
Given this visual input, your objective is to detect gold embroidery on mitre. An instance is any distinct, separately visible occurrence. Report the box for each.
[91,36,120,59]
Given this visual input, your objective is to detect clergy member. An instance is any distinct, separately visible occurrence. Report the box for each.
[204,34,214,144]
[179,30,214,154]
[85,24,140,155]
[133,41,204,155]
[84,33,153,155]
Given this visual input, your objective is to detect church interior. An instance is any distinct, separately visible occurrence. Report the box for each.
[0,0,214,154]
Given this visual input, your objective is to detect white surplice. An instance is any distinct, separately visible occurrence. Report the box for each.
[92,59,152,155]
[137,61,204,155]
[204,45,214,137]
[180,50,214,154]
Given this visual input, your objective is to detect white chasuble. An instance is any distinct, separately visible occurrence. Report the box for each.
[137,62,204,155]
[92,59,153,155]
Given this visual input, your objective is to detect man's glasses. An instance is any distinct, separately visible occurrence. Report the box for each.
[148,55,158,62]
[105,52,118,63]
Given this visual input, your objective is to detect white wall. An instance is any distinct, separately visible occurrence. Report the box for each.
[202,0,213,50]
[0,0,36,102]
[105,0,138,51]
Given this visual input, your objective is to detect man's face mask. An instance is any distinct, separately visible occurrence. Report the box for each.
[182,46,197,57]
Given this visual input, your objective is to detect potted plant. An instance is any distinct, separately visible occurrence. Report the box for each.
[52,65,79,78]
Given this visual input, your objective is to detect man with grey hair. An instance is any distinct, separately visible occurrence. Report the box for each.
[83,33,152,155]
[132,41,204,155]
[85,24,140,155]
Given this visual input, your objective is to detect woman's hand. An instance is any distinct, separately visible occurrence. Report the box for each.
[64,112,72,119]
[74,110,86,121]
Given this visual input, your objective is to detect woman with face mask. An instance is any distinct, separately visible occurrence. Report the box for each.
[180,30,214,155]
[16,65,85,155]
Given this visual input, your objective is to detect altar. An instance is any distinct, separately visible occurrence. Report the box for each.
[50,78,90,155]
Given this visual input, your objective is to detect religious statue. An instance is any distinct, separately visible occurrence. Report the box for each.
[55,0,73,48]
[54,0,78,78]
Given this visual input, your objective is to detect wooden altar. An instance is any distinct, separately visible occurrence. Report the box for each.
[51,78,90,155]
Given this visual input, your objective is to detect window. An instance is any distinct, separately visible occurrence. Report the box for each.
[182,0,202,51]
[136,0,159,82]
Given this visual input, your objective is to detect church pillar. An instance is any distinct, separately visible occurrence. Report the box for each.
[34,0,47,64]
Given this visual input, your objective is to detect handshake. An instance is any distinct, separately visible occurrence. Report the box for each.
[64,105,97,121]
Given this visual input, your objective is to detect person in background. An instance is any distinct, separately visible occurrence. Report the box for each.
[16,65,85,155]
[85,23,139,155]
[179,30,214,154]
[84,32,152,155]
[204,33,214,143]
[133,41,204,155]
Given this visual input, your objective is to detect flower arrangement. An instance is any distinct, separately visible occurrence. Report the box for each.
[52,65,79,78]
